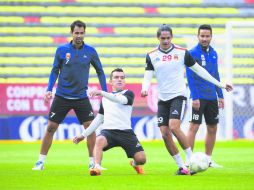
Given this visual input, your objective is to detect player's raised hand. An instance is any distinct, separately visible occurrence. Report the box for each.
[44,91,52,103]
[73,135,85,144]
[225,84,233,92]
[141,90,148,97]
[89,90,102,97]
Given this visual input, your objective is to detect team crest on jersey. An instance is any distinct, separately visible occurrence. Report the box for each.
[65,53,71,64]
[66,53,71,60]
[201,54,206,66]
[173,54,179,60]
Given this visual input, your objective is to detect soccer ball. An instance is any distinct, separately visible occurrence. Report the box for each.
[190,152,209,173]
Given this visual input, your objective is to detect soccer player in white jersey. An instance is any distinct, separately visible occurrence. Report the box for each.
[141,24,232,175]
[73,68,146,176]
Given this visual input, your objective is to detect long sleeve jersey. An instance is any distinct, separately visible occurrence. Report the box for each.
[186,43,223,100]
[47,42,107,99]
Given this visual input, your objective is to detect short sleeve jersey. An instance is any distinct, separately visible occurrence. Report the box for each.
[145,44,195,101]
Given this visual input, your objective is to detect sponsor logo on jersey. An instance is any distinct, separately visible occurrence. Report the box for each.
[173,54,178,60]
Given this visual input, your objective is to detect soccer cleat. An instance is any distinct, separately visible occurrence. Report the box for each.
[89,168,101,176]
[190,170,197,175]
[185,160,190,168]
[175,167,190,175]
[130,160,144,174]
[32,161,44,170]
[209,161,223,168]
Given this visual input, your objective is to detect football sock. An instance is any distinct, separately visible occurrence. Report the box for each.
[173,153,187,170]
[206,155,212,163]
[131,160,137,166]
[38,154,46,163]
[184,147,192,161]
[89,157,94,163]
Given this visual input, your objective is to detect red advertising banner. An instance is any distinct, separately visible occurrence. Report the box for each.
[0,83,156,115]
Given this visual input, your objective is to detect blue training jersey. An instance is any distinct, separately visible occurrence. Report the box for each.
[47,42,107,99]
[186,43,223,100]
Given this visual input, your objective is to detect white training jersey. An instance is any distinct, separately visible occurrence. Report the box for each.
[98,89,134,130]
[145,44,195,101]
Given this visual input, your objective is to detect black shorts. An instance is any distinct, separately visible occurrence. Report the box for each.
[190,99,219,125]
[99,129,144,158]
[48,95,94,124]
[157,96,187,127]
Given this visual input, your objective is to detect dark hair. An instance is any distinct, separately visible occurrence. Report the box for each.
[110,68,124,79]
[70,20,86,32]
[157,24,173,37]
[198,24,212,35]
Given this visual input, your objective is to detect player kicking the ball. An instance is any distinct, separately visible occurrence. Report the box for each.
[73,68,146,176]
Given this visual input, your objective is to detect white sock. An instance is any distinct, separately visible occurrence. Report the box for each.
[206,155,211,163]
[94,163,101,169]
[38,154,46,163]
[173,153,187,170]
[89,157,94,163]
[184,147,192,161]
[131,160,137,166]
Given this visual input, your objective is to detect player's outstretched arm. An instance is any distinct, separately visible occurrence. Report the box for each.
[189,63,233,91]
[73,114,104,144]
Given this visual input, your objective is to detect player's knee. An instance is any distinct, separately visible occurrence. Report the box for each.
[46,124,58,134]
[47,127,57,134]
[134,152,146,165]
[160,127,170,139]
[95,136,107,149]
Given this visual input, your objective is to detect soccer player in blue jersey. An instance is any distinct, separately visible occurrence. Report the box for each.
[32,20,107,171]
[73,68,146,176]
[141,24,232,175]
[186,24,225,168]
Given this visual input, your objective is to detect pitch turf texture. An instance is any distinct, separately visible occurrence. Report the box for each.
[0,140,253,190]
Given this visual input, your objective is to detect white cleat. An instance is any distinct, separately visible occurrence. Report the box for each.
[98,166,108,171]
[32,161,44,170]
[209,160,223,168]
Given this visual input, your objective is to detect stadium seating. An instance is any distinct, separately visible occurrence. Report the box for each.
[0,0,253,84]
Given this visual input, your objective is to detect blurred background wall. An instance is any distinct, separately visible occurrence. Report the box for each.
[0,0,253,141]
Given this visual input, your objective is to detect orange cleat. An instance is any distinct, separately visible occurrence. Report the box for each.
[90,168,101,176]
[130,160,144,174]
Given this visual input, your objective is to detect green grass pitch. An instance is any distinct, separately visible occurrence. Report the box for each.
[0,140,254,190]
